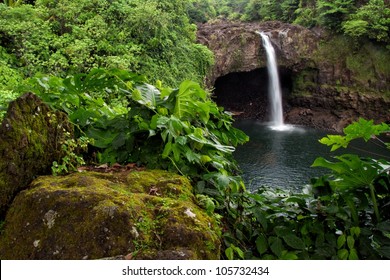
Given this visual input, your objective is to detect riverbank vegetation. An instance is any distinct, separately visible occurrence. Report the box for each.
[1,0,390,259]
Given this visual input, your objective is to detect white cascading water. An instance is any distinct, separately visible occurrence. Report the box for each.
[257,31,285,128]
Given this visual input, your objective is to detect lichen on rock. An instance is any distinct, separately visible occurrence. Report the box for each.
[0,93,73,217]
[0,170,221,260]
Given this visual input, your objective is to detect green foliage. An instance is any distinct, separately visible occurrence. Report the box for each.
[293,1,318,27]
[19,68,249,200]
[2,0,24,7]
[342,0,390,45]
[319,118,390,151]
[0,0,213,86]
[51,133,91,176]
[0,90,19,120]
[0,46,23,120]
[317,0,355,31]
[188,0,389,46]
[186,0,217,23]
[225,244,245,260]
[311,119,390,258]
[223,118,390,260]
[0,4,56,75]
[254,0,299,22]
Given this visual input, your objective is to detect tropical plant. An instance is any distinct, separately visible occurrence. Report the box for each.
[222,118,390,260]
[310,119,390,259]
[19,68,249,199]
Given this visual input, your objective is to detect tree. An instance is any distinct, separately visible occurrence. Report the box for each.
[186,0,216,23]
[342,0,390,45]
[317,0,356,30]
[0,0,214,86]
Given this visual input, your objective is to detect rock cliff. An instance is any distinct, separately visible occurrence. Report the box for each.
[197,21,390,130]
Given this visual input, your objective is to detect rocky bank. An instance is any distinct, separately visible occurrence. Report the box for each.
[0,170,221,260]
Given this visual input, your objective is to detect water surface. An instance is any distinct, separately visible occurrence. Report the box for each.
[233,120,389,191]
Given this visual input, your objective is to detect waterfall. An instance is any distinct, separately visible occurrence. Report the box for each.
[257,32,284,128]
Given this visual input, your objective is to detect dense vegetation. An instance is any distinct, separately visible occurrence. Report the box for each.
[187,0,390,46]
[0,0,215,118]
[226,119,390,259]
[0,0,213,117]
[1,0,390,260]
[14,70,390,260]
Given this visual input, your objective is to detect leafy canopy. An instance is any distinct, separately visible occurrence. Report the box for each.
[0,0,214,86]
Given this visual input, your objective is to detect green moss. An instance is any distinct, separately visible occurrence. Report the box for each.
[292,68,318,95]
[346,42,390,88]
[314,36,390,95]
[125,170,194,200]
[0,170,221,259]
[0,93,73,217]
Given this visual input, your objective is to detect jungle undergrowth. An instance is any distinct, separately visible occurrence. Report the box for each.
[16,69,390,260]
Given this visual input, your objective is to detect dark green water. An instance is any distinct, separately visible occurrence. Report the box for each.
[233,119,390,191]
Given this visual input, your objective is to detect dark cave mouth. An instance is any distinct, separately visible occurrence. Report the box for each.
[212,67,293,120]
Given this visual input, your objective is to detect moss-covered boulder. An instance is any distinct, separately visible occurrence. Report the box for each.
[0,170,221,260]
[0,93,73,217]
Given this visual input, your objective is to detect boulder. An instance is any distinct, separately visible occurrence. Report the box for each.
[0,170,221,260]
[0,93,73,217]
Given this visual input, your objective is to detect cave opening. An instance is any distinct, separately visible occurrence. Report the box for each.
[212,67,293,121]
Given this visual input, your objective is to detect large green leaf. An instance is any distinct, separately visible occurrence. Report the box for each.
[256,235,268,255]
[337,234,346,249]
[376,246,390,259]
[337,248,349,260]
[174,80,209,122]
[86,127,119,148]
[269,237,284,258]
[377,221,390,233]
[283,234,306,250]
[343,118,390,142]
[69,108,99,126]
[319,118,390,151]
[312,154,385,190]
[133,84,164,109]
[187,132,235,153]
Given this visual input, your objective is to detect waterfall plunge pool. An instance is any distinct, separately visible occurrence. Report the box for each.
[233,119,390,192]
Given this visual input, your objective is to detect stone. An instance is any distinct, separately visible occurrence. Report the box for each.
[0,93,73,217]
[197,20,390,130]
[197,20,318,87]
[0,170,221,260]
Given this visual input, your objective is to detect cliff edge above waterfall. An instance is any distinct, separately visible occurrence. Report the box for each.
[197,20,390,131]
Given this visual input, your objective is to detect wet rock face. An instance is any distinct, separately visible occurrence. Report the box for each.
[197,21,318,87]
[286,89,390,131]
[198,21,390,130]
[0,170,221,260]
[0,93,73,217]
